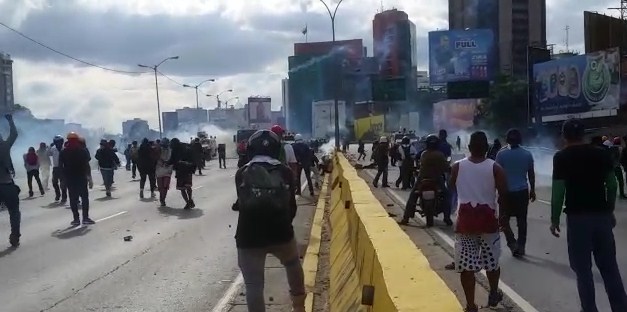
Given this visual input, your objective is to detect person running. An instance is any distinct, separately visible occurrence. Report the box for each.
[495,129,536,257]
[0,114,20,246]
[357,139,366,161]
[169,138,195,209]
[23,147,44,197]
[550,119,627,312]
[218,143,226,169]
[95,139,120,197]
[49,135,67,204]
[234,129,305,312]
[60,132,93,225]
[137,138,157,199]
[372,136,390,188]
[450,131,506,312]
[156,138,173,206]
[37,142,51,191]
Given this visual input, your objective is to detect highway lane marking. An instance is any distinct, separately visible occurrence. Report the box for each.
[211,181,309,310]
[363,169,541,312]
[192,186,204,190]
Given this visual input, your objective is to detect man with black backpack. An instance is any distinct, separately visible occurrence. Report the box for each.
[234,129,305,312]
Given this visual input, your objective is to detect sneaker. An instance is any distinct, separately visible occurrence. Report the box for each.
[82,218,95,225]
[71,219,81,226]
[9,233,20,247]
[55,195,60,201]
[28,191,34,198]
[40,190,45,196]
[464,306,478,312]
[139,190,144,199]
[150,192,156,198]
[60,199,67,205]
[444,218,453,226]
[488,290,503,307]
[160,200,166,207]
[106,191,112,197]
[189,200,196,208]
[183,202,191,210]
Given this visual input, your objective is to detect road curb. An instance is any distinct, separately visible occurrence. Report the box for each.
[302,176,329,312]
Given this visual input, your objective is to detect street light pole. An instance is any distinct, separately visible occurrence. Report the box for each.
[138,56,180,138]
[319,0,344,149]
[183,79,215,109]
[215,89,233,109]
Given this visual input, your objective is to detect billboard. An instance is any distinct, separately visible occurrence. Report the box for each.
[533,48,620,122]
[354,115,385,141]
[428,29,495,84]
[248,97,272,127]
[584,11,627,54]
[433,99,479,132]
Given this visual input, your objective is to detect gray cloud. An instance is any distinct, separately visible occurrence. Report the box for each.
[0,2,296,77]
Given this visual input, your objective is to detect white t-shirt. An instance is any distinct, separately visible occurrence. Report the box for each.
[283,143,297,164]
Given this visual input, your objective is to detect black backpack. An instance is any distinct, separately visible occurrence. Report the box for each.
[237,163,290,214]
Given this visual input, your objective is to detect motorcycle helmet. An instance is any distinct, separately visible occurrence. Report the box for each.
[66,132,79,140]
[270,125,285,136]
[100,139,108,146]
[53,135,63,142]
[161,138,170,147]
[294,133,303,142]
[425,134,440,149]
[379,136,388,143]
[248,129,281,159]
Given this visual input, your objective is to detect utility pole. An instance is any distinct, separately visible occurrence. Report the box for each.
[565,25,570,52]
[608,0,627,20]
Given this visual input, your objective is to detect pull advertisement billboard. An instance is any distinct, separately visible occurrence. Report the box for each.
[533,47,620,122]
[428,29,495,85]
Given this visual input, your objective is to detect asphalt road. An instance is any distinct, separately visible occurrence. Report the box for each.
[356,155,627,312]
[0,160,242,312]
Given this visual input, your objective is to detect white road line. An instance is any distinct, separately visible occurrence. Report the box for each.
[537,199,550,205]
[212,181,308,309]
[211,273,244,312]
[95,211,128,222]
[192,186,204,190]
[387,190,540,312]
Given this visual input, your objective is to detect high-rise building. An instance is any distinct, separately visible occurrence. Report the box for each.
[162,112,179,133]
[0,53,14,112]
[175,107,208,125]
[287,39,364,135]
[449,0,547,78]
[282,78,290,128]
[122,118,150,140]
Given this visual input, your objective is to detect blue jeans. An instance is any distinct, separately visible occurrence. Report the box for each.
[567,213,627,312]
[0,183,20,235]
[100,169,114,190]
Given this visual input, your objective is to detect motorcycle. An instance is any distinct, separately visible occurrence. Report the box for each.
[415,179,445,227]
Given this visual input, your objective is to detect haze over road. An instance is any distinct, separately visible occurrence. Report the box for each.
[0,160,241,312]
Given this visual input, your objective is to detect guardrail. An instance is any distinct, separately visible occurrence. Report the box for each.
[329,153,462,311]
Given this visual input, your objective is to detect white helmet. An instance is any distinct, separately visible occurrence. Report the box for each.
[294,134,303,141]
[379,136,388,143]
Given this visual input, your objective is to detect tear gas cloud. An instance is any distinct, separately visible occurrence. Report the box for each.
[166,123,237,157]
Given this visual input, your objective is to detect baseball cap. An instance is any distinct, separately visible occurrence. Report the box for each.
[562,118,585,140]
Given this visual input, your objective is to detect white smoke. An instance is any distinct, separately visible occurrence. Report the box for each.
[319,138,336,155]
[166,123,238,158]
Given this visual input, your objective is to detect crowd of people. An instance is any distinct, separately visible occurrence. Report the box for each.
[353,123,626,312]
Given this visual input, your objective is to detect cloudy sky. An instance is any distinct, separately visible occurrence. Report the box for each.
[0,0,618,133]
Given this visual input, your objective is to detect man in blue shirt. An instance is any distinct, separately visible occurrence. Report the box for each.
[495,128,536,257]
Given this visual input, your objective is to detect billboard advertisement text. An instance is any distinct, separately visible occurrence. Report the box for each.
[433,99,479,132]
[248,97,272,127]
[429,29,495,84]
[354,115,385,141]
[533,47,620,122]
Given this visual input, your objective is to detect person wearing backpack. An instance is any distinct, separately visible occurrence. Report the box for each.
[23,147,44,198]
[235,129,305,312]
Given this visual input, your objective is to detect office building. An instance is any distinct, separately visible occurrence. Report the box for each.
[0,53,14,112]
[162,112,179,133]
[175,107,208,125]
[287,39,365,135]
[122,118,150,140]
[449,0,547,77]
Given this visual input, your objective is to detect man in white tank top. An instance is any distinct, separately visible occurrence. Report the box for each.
[449,131,508,312]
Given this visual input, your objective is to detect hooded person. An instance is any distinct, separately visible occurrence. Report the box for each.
[23,146,44,197]
[59,132,93,225]
[37,142,51,190]
[49,135,68,203]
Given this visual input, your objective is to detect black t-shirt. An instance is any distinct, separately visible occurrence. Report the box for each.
[60,147,91,180]
[553,144,613,214]
[234,162,297,248]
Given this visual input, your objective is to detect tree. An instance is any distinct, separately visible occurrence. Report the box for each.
[479,74,528,133]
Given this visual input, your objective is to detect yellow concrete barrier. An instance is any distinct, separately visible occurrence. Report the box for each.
[330,153,463,311]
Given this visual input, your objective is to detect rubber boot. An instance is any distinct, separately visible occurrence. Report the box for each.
[291,294,306,312]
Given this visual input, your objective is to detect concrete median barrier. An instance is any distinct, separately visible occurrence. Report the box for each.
[329,153,463,311]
